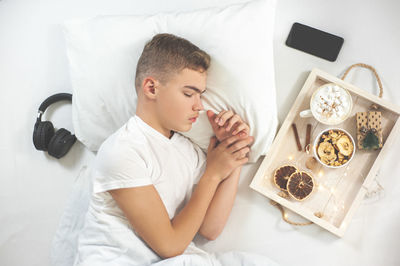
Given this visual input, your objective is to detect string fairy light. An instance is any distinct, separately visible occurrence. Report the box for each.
[274,124,368,227]
[318,162,352,223]
[285,143,353,224]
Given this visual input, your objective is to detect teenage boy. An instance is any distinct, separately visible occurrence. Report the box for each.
[74,33,254,265]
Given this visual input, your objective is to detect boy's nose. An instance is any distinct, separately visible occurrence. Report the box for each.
[193,97,204,111]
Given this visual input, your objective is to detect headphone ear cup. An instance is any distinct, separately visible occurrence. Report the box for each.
[33,121,55,151]
[48,128,77,159]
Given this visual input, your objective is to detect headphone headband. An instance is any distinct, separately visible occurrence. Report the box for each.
[33,92,77,158]
[37,93,72,121]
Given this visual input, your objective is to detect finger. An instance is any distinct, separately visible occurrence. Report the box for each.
[227,137,254,153]
[214,110,227,125]
[218,134,242,149]
[206,110,215,120]
[206,110,219,130]
[236,156,249,166]
[232,123,250,136]
[218,110,234,126]
[225,114,241,132]
[228,138,253,154]
[208,110,225,134]
[207,136,218,154]
[217,110,234,126]
[232,146,250,159]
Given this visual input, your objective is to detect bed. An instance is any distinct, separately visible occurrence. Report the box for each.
[46,0,400,265]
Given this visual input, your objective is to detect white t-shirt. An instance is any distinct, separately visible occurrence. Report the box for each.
[74,115,207,266]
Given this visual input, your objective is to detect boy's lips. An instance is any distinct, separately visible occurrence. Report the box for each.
[189,116,198,123]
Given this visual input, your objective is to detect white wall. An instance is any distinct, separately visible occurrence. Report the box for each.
[1,0,400,265]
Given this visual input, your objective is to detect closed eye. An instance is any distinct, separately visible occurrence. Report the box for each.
[184,93,193,97]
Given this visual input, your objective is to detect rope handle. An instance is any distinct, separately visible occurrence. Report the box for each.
[270,200,313,226]
[340,63,383,98]
[269,191,323,226]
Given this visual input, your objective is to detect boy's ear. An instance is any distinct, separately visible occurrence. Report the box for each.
[142,77,159,100]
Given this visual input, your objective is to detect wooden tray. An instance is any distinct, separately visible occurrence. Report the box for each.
[250,68,400,237]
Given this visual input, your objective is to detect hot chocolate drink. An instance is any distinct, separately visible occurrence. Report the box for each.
[300,83,352,125]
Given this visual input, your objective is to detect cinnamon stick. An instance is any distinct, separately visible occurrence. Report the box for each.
[305,124,311,151]
[291,123,302,151]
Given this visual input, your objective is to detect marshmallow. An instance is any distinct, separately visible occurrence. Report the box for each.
[312,84,351,123]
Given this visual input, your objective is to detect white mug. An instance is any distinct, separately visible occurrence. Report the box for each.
[300,83,353,125]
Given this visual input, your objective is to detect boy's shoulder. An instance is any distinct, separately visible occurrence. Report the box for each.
[95,117,205,170]
[96,117,148,163]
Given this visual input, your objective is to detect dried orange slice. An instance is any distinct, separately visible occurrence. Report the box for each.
[273,165,297,191]
[287,171,314,201]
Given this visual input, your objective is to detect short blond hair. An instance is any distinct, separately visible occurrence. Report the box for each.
[135,33,211,90]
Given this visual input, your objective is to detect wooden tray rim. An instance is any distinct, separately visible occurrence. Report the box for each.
[250,68,400,237]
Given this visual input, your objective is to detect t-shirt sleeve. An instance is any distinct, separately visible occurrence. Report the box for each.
[92,143,153,194]
[192,144,207,185]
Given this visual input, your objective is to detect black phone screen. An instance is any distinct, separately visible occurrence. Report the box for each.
[285,23,344,62]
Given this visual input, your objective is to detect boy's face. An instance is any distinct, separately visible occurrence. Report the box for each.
[155,68,206,136]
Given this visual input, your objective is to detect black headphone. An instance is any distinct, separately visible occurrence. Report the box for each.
[33,93,77,159]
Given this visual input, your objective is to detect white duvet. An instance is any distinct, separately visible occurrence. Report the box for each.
[51,164,278,266]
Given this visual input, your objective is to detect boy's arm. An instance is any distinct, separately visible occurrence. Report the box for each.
[198,110,252,240]
[109,134,251,259]
[110,171,219,259]
[198,166,242,240]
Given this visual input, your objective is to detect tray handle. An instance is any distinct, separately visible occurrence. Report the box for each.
[341,63,383,103]
[270,200,314,226]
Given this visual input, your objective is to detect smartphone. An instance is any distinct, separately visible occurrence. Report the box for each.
[285,22,344,62]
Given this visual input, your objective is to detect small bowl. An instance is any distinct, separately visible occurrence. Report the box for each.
[313,128,356,168]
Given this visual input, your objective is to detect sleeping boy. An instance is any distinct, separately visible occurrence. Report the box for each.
[74,33,254,265]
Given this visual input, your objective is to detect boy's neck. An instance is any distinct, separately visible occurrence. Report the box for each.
[135,112,174,139]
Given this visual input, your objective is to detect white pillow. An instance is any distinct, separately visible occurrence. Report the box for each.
[63,0,278,162]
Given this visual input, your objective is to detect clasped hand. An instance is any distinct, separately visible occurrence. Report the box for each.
[204,110,253,181]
